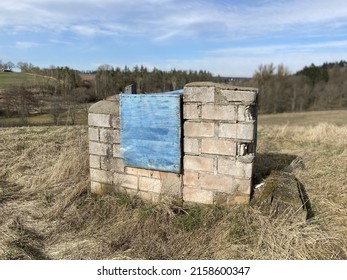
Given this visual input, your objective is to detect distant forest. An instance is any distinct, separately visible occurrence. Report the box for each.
[249,61,347,113]
[1,60,346,122]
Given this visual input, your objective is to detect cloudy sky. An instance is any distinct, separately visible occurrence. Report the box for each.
[1,0,347,76]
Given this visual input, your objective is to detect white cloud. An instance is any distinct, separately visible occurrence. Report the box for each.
[71,25,115,36]
[209,40,347,57]
[162,38,347,77]
[2,0,347,75]
[15,41,40,48]
[1,0,347,40]
[49,39,74,45]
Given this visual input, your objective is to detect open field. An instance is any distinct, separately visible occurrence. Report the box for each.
[0,71,91,127]
[0,72,34,89]
[0,106,89,127]
[258,110,347,126]
[0,110,346,259]
[79,74,95,81]
[0,72,41,89]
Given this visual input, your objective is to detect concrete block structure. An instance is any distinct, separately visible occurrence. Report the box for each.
[88,82,258,206]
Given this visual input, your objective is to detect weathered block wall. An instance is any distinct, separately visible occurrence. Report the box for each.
[182,82,257,205]
[88,82,258,206]
[88,99,182,204]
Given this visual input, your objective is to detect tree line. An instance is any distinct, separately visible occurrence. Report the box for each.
[0,62,226,125]
[0,60,16,72]
[1,60,346,126]
[248,61,347,114]
[93,64,226,98]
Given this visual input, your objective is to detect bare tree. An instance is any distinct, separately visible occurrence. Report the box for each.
[5,61,15,71]
[2,84,37,124]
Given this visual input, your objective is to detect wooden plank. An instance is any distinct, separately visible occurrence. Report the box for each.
[120,93,182,173]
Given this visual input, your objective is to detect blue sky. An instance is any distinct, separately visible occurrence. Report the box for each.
[1,0,347,77]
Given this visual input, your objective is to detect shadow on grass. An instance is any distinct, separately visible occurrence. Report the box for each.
[3,217,50,260]
[253,153,298,184]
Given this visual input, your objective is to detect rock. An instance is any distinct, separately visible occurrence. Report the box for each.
[252,170,314,221]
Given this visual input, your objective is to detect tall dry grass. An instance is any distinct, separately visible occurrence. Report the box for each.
[0,118,346,259]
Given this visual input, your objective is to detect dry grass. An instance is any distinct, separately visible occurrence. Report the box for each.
[258,110,347,126]
[0,111,346,260]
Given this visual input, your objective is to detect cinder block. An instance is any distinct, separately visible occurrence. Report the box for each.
[218,123,237,138]
[184,121,214,137]
[125,167,160,179]
[88,127,99,141]
[201,139,236,156]
[139,176,162,193]
[125,167,139,176]
[111,116,120,128]
[89,100,119,115]
[89,141,112,156]
[214,192,250,206]
[219,89,257,103]
[218,157,242,177]
[138,191,153,202]
[114,173,138,190]
[237,105,256,122]
[239,160,253,178]
[237,123,254,140]
[114,158,124,172]
[183,171,199,186]
[113,144,121,158]
[88,113,111,128]
[100,128,120,144]
[184,138,200,154]
[100,156,123,172]
[159,172,182,197]
[91,181,115,194]
[201,104,237,121]
[122,175,139,190]
[90,168,113,184]
[91,181,109,194]
[100,156,113,171]
[234,178,252,195]
[183,103,200,120]
[184,155,214,172]
[183,187,214,204]
[90,181,102,194]
[218,158,252,179]
[138,191,161,203]
[183,86,215,103]
[200,174,234,193]
[233,195,250,204]
[89,155,100,169]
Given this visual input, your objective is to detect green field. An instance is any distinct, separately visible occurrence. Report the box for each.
[0,72,38,89]
[0,109,88,127]
[0,72,60,91]
[0,71,89,126]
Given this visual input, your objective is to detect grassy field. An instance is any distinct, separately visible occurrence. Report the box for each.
[0,71,90,127]
[0,72,38,89]
[0,107,89,127]
[258,110,347,126]
[0,110,346,259]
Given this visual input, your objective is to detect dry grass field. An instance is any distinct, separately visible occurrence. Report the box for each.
[0,110,346,260]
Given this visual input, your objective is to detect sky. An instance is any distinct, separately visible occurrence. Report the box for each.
[1,0,347,77]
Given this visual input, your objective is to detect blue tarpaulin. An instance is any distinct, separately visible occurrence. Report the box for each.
[120,91,182,173]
